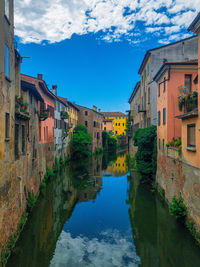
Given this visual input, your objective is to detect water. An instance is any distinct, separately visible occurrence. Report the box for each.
[6,151,200,267]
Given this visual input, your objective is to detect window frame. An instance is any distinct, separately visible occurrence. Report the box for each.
[163,108,166,125]
[187,124,196,147]
[5,112,10,140]
[158,111,161,126]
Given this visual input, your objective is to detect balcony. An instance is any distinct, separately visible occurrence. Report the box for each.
[15,96,30,120]
[39,109,49,121]
[60,111,69,120]
[177,91,198,120]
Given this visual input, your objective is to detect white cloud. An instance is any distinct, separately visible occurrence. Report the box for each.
[50,229,140,267]
[14,0,198,44]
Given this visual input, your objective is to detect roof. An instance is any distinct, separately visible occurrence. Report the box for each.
[153,60,198,82]
[103,119,113,122]
[53,95,67,106]
[128,81,140,104]
[68,101,80,111]
[21,80,44,102]
[138,35,197,74]
[76,104,103,116]
[21,74,56,100]
[188,12,200,33]
[101,112,127,117]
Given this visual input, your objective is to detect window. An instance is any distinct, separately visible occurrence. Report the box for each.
[22,125,25,155]
[163,108,166,125]
[5,113,10,139]
[138,105,140,112]
[115,123,117,126]
[118,123,120,126]
[158,84,160,97]
[123,123,124,126]
[158,111,160,126]
[44,127,46,140]
[185,74,192,92]
[115,131,117,135]
[104,127,106,130]
[94,121,96,127]
[162,139,165,150]
[85,111,88,116]
[163,77,166,92]
[85,121,88,126]
[5,44,9,78]
[188,124,196,147]
[97,132,100,139]
[147,87,150,104]
[5,0,9,19]
[15,124,19,159]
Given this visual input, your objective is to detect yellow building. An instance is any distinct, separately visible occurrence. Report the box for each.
[102,112,127,136]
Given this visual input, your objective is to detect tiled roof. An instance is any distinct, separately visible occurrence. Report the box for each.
[102,112,126,117]
[58,96,67,103]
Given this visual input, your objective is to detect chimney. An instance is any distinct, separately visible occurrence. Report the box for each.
[37,74,43,80]
[98,108,101,113]
[52,85,57,96]
[93,105,97,111]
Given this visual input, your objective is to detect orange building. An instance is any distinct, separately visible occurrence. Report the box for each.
[154,61,198,150]
[103,118,114,132]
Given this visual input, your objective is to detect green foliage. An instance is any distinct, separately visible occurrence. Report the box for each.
[178,145,182,156]
[107,134,118,150]
[169,195,187,220]
[186,221,200,243]
[133,126,157,179]
[95,147,103,154]
[70,124,92,159]
[102,131,118,151]
[126,153,136,171]
[159,188,165,198]
[166,138,181,153]
[53,157,60,173]
[27,191,36,212]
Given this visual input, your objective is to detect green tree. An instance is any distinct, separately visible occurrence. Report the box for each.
[133,126,157,180]
[70,124,92,159]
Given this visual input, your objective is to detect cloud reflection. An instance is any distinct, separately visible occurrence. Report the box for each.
[50,229,140,267]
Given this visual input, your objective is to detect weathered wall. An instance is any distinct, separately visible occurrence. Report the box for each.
[157,149,200,229]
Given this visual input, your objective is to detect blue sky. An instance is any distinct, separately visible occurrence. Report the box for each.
[15,0,198,112]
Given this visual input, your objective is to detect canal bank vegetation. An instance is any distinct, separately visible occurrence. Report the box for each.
[102,131,118,151]
[70,124,92,159]
[133,126,157,181]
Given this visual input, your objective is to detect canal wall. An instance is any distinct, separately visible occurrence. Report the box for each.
[0,142,54,262]
[156,148,200,229]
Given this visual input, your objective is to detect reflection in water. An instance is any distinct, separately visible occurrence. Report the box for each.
[50,230,140,267]
[6,151,200,267]
[128,173,200,267]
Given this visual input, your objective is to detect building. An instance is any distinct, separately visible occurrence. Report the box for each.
[102,118,114,132]
[52,86,68,158]
[76,105,103,152]
[0,0,21,255]
[128,81,142,134]
[58,97,80,154]
[21,74,56,168]
[101,112,127,136]
[154,60,198,151]
[138,35,198,128]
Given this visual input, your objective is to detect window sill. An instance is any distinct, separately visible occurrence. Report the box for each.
[185,146,196,152]
[5,138,10,142]
[5,76,11,83]
[4,15,10,25]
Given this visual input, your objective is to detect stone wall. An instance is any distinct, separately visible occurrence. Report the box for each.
[156,149,200,229]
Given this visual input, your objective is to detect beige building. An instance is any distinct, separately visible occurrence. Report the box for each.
[77,105,103,152]
[103,118,114,132]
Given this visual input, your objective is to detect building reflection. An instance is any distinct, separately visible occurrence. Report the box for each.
[104,152,128,177]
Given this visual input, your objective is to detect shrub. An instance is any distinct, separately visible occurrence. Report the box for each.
[95,147,103,154]
[70,124,92,159]
[27,191,36,212]
[107,134,118,150]
[169,195,187,219]
[133,126,157,179]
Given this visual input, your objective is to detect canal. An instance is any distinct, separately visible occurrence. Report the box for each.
[6,151,200,267]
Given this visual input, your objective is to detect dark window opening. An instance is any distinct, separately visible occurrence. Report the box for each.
[5,112,10,139]
[163,108,166,125]
[22,125,25,155]
[188,124,196,147]
[15,124,19,160]
[185,74,192,92]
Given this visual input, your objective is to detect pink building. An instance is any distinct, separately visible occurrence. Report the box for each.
[154,61,198,150]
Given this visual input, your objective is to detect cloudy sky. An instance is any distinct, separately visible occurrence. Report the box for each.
[15,0,198,112]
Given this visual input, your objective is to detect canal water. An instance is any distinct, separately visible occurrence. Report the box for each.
[6,151,200,267]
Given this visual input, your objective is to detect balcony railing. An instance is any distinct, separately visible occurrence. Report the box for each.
[178,90,198,114]
[39,109,49,121]
[15,96,30,120]
[60,111,69,120]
